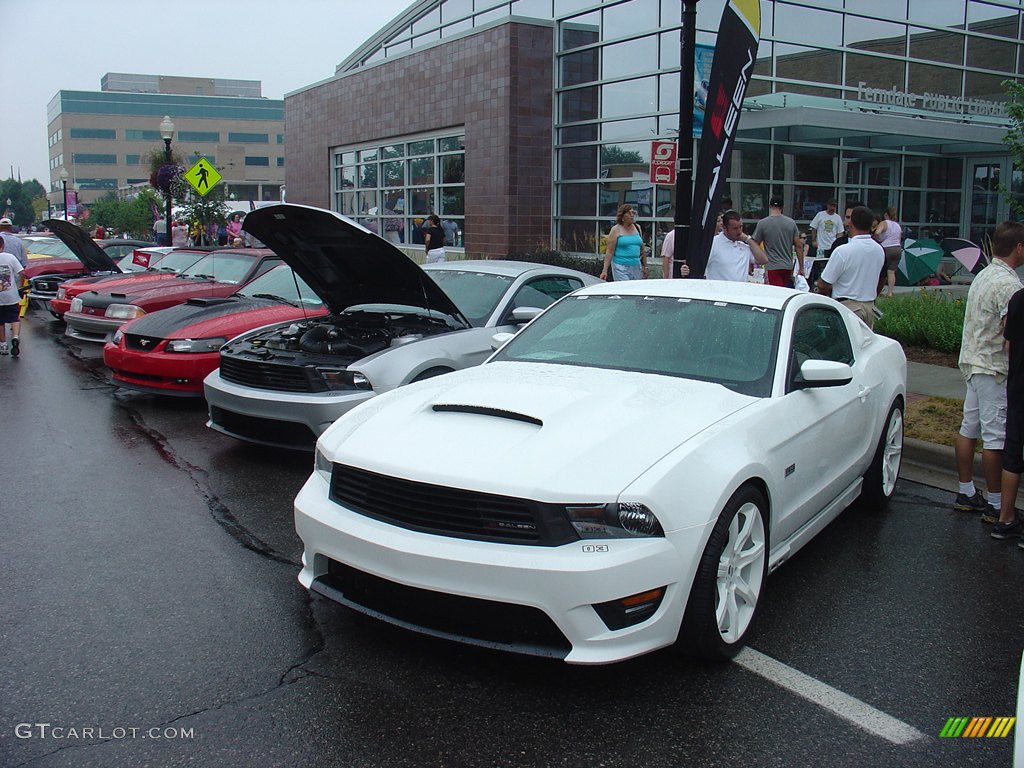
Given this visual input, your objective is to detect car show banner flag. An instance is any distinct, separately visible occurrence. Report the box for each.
[685,0,761,277]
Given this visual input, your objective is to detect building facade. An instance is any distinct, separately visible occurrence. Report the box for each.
[47,73,285,210]
[286,0,1024,259]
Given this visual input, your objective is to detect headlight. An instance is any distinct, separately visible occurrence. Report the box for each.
[314,446,333,483]
[317,367,372,392]
[70,297,83,312]
[166,337,228,353]
[57,287,67,299]
[105,304,146,320]
[564,502,664,538]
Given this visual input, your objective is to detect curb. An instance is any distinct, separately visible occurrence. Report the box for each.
[901,436,1024,508]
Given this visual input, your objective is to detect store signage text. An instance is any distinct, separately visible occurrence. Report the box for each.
[857,82,1006,117]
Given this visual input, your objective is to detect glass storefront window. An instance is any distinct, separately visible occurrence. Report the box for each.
[845,18,906,54]
[967,1,1021,36]
[442,155,464,184]
[559,124,598,144]
[512,0,552,18]
[602,1,657,38]
[439,136,464,152]
[408,187,435,216]
[966,36,1017,73]
[602,118,657,142]
[409,157,433,185]
[775,5,842,48]
[965,71,1010,102]
[559,14,600,52]
[359,148,378,162]
[560,86,599,123]
[602,38,658,80]
[845,54,906,94]
[561,49,599,88]
[382,144,405,159]
[909,27,963,66]
[409,139,434,156]
[557,219,599,254]
[559,183,596,217]
[559,146,597,180]
[908,62,962,98]
[909,0,963,27]
[358,164,377,188]
[382,160,404,187]
[776,44,841,87]
[600,77,656,120]
[441,187,464,215]
[600,142,649,182]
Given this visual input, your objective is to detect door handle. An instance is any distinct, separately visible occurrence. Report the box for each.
[858,385,872,402]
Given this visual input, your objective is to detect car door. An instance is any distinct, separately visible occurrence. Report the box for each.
[767,305,872,542]
[494,275,588,329]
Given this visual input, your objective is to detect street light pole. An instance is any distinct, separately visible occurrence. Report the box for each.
[59,166,69,220]
[160,115,175,245]
[673,0,699,278]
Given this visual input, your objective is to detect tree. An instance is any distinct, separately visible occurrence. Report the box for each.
[0,177,47,227]
[1002,79,1024,218]
[87,190,165,239]
[178,184,229,245]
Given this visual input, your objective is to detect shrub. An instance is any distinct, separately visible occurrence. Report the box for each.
[875,291,965,353]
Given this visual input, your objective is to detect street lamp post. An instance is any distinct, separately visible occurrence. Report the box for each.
[160,116,175,245]
[59,167,69,220]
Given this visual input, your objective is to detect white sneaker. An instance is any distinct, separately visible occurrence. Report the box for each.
[0,341,7,355]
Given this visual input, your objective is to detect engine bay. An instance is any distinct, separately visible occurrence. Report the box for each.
[222,310,456,364]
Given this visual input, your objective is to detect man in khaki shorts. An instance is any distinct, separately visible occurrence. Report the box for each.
[952,220,1024,529]
[816,205,884,328]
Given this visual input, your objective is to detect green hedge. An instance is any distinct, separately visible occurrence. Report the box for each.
[874,291,965,353]
[505,249,603,277]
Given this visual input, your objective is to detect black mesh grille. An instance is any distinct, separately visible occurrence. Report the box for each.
[209,406,317,449]
[219,356,323,393]
[315,559,571,658]
[329,463,579,546]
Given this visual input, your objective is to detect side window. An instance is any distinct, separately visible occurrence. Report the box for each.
[788,306,854,385]
[502,276,584,323]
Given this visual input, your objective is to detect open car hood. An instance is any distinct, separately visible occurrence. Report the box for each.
[43,219,121,273]
[241,204,469,325]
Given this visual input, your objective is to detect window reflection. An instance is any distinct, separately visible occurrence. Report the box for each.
[602,38,658,79]
[909,27,963,65]
[602,1,657,38]
[600,78,656,120]
[909,0,964,27]
[775,4,842,47]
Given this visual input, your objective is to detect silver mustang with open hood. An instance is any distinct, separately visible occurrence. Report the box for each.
[203,204,597,450]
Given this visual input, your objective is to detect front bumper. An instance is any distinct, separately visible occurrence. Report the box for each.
[64,312,125,343]
[104,343,215,396]
[294,472,708,664]
[204,370,375,450]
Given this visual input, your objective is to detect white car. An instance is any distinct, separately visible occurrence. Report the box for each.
[295,279,906,664]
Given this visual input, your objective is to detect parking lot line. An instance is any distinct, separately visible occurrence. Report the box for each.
[735,648,927,746]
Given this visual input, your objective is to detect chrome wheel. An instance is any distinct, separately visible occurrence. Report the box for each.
[715,501,766,644]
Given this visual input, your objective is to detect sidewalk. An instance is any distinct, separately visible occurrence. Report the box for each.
[903,361,1024,508]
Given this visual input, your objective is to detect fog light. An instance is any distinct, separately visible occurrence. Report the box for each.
[593,587,666,630]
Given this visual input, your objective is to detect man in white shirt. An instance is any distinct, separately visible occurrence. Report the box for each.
[817,205,885,328]
[706,210,767,282]
[0,217,26,268]
[809,199,843,255]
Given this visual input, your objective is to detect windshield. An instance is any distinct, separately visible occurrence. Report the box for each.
[154,250,206,273]
[180,251,261,284]
[236,266,324,307]
[493,294,781,397]
[26,239,75,259]
[427,269,514,326]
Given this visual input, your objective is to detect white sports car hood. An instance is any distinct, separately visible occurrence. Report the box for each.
[322,362,758,499]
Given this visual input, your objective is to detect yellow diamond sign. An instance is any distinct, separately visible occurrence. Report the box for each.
[184,158,222,196]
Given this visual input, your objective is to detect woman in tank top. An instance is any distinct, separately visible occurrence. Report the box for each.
[601,204,648,282]
[874,207,903,298]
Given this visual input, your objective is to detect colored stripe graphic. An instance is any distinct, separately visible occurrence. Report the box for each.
[940,716,1016,738]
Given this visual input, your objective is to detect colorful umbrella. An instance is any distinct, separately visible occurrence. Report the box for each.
[941,237,987,276]
[896,238,944,286]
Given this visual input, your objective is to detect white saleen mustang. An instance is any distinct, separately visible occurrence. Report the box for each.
[295,279,906,664]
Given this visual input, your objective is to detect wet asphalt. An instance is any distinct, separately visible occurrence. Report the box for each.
[1,306,1022,768]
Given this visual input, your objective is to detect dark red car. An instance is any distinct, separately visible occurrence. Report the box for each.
[48,248,205,320]
[64,248,282,343]
[104,264,327,396]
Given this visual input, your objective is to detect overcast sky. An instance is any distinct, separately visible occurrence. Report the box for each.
[2,0,413,186]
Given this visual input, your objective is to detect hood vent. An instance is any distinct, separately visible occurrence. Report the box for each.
[431,403,542,427]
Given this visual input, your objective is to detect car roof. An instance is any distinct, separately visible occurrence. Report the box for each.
[577,278,800,310]
[422,260,594,279]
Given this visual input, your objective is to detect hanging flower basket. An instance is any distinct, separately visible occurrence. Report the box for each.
[155,163,183,194]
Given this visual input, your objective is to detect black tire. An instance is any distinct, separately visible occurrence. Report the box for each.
[859,400,903,509]
[678,485,768,660]
[411,367,453,383]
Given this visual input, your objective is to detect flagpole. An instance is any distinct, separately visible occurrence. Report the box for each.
[673,0,699,278]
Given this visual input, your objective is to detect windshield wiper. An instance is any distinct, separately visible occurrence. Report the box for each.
[251,293,297,307]
[189,273,218,281]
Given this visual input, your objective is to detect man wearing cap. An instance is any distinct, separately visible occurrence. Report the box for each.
[752,195,803,288]
[0,217,27,269]
[816,205,885,328]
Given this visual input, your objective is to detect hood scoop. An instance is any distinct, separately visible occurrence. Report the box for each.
[431,403,542,427]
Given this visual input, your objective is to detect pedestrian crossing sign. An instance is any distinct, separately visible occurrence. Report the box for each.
[184,158,222,196]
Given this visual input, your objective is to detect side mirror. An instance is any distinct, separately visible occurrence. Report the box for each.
[511,306,542,323]
[490,332,515,351]
[793,359,853,389]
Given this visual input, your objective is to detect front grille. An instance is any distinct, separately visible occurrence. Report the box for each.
[219,356,322,393]
[209,406,317,449]
[314,559,571,659]
[329,463,579,546]
[125,333,163,351]
[31,277,62,295]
